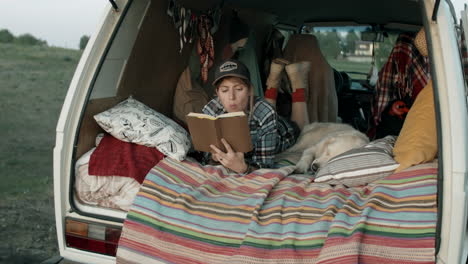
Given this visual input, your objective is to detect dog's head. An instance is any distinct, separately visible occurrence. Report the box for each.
[312,134,369,170]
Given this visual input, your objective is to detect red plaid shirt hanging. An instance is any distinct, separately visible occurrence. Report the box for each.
[372,33,431,126]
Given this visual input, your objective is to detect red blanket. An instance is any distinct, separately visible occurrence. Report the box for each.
[89,134,165,184]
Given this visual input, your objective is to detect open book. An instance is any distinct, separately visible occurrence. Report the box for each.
[186,111,253,153]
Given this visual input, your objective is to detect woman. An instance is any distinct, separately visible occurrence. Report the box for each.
[203,59,310,174]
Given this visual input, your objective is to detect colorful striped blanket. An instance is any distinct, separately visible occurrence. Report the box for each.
[117,158,437,264]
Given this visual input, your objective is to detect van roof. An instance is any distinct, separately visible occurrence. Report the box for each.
[223,0,423,26]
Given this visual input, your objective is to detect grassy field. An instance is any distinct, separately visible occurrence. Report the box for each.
[0,43,82,263]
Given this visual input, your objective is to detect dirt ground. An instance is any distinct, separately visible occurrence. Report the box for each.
[0,190,58,263]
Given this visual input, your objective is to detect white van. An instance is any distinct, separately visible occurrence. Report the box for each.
[51,0,468,263]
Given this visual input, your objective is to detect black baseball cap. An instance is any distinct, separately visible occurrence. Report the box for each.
[212,59,251,86]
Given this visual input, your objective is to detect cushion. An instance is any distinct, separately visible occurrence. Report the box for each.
[94,97,191,161]
[173,67,210,125]
[393,81,437,172]
[314,136,399,187]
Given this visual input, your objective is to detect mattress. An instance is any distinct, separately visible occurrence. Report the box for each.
[116,158,438,263]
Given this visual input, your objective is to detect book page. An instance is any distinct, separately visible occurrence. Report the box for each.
[187,111,245,120]
[187,112,216,120]
[217,111,246,118]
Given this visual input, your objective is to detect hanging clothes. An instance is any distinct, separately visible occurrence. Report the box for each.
[197,15,215,84]
[167,0,195,53]
[371,32,430,127]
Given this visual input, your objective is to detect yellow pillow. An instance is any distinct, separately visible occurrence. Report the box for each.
[393,81,437,172]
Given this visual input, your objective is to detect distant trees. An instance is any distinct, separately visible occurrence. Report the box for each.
[79,35,90,50]
[316,30,342,59]
[344,30,359,55]
[314,29,361,58]
[15,33,47,46]
[0,29,47,46]
[0,29,14,43]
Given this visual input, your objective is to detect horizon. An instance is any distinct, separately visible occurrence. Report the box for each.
[0,27,82,50]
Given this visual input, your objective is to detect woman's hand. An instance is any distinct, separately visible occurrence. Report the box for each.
[210,138,248,174]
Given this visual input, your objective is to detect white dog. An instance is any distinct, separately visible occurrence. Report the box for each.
[278,123,369,173]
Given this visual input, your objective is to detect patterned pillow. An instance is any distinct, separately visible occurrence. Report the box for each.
[94,97,191,161]
[314,136,399,187]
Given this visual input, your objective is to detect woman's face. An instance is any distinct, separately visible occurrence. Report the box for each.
[216,77,250,113]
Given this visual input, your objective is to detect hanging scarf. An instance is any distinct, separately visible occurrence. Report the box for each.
[167,0,220,82]
[197,15,215,84]
[167,0,195,52]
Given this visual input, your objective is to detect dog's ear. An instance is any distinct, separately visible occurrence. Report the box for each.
[315,137,335,157]
[325,137,336,144]
[313,137,340,166]
[321,137,337,153]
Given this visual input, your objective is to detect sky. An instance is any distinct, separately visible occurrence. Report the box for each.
[0,0,108,49]
[0,0,466,50]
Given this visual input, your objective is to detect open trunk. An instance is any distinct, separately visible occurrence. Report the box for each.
[53,0,468,263]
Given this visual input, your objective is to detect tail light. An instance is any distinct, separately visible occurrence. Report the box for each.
[65,218,121,256]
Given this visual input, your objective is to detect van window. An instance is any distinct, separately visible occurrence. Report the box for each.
[303,25,398,80]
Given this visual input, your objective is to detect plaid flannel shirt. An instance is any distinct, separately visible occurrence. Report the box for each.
[372,33,431,126]
[202,97,298,168]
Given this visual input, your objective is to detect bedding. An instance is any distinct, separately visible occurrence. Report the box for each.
[89,133,165,184]
[75,148,142,211]
[314,135,400,187]
[94,96,191,161]
[116,158,437,263]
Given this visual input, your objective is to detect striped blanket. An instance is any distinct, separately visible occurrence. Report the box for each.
[117,158,437,264]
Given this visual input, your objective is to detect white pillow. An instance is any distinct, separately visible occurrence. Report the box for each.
[314,136,399,187]
[94,97,191,161]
